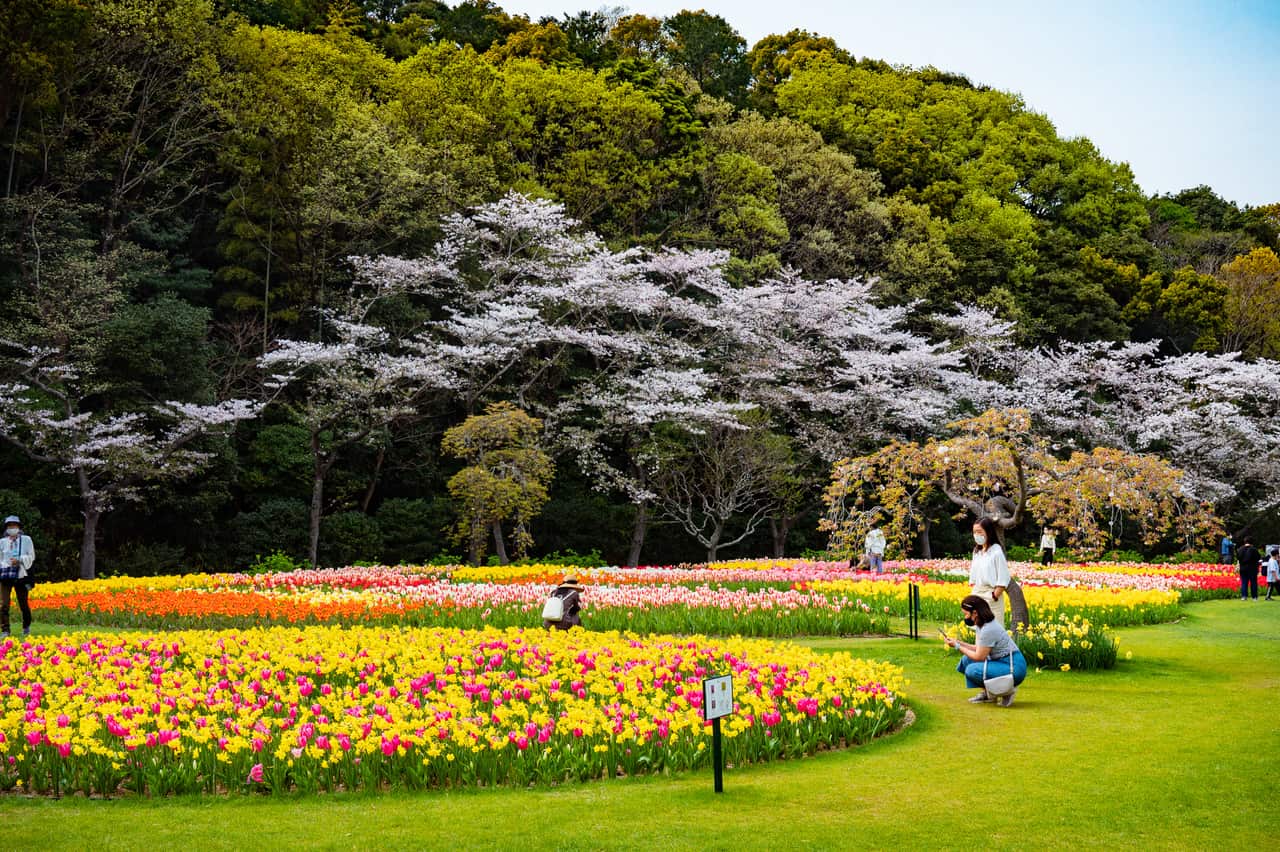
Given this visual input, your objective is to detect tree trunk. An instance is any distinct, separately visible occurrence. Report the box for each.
[308,467,324,568]
[627,501,648,567]
[77,465,100,580]
[920,515,933,559]
[5,91,23,199]
[491,521,508,565]
[262,211,273,356]
[706,523,723,563]
[308,431,328,567]
[360,445,385,513]
[468,522,481,566]
[79,507,100,581]
[769,516,793,558]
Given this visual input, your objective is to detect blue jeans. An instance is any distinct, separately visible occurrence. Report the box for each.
[1240,571,1259,599]
[867,553,883,572]
[958,651,1027,689]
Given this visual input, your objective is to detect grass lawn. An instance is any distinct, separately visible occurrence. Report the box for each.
[4,599,1278,850]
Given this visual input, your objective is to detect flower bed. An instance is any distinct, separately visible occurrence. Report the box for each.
[806,579,1181,626]
[31,576,891,636]
[0,627,906,797]
[28,555,1215,634]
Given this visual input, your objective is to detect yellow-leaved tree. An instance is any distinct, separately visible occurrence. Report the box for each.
[822,409,1220,558]
[442,403,554,565]
[1219,247,1280,358]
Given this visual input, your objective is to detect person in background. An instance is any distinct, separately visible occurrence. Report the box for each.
[0,516,35,638]
[944,595,1028,707]
[969,516,1011,625]
[865,524,887,573]
[1236,537,1261,600]
[543,575,584,630]
[1220,534,1235,565]
[1039,527,1057,566]
[1264,547,1280,601]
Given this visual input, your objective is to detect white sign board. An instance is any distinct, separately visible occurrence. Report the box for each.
[702,675,734,721]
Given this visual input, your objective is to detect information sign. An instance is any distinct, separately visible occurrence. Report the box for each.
[702,674,733,721]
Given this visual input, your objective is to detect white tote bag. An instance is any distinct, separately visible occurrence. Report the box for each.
[541,595,565,621]
[982,655,1016,696]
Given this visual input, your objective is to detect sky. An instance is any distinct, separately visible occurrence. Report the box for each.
[498,0,1280,207]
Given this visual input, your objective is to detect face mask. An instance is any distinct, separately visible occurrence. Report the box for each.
[973,533,986,546]
[962,614,975,626]
[4,528,16,537]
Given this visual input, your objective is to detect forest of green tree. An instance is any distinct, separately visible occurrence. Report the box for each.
[3,0,1278,577]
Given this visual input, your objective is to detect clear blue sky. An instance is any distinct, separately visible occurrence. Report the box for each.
[499,0,1280,207]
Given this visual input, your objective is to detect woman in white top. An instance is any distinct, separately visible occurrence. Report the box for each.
[969,516,1011,625]
[0,516,35,638]
[864,526,887,573]
[1265,547,1280,601]
[1039,527,1057,565]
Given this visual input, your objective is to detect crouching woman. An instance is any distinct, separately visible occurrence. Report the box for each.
[944,595,1027,707]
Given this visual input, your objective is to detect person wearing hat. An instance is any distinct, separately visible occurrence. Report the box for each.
[0,515,35,638]
[542,575,584,631]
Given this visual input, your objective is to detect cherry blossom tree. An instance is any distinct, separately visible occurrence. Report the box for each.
[0,342,258,579]
[555,366,754,565]
[354,193,762,565]
[641,413,795,562]
[260,285,458,566]
[337,196,1270,564]
[717,281,999,457]
[1006,342,1280,529]
[1136,352,1280,532]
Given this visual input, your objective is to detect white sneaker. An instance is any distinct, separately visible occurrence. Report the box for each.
[968,691,992,703]
[999,687,1017,707]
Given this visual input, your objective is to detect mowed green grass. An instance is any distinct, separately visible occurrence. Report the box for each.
[4,599,1278,851]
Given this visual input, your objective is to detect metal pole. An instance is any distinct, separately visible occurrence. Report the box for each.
[916,584,922,638]
[907,582,917,639]
[712,717,724,793]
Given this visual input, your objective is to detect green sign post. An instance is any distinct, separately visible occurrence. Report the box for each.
[702,674,733,793]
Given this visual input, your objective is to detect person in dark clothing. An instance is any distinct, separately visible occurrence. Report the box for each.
[543,576,584,630]
[1236,538,1261,600]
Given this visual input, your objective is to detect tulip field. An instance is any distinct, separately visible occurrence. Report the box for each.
[0,626,905,797]
[24,557,1236,635]
[0,556,1250,800]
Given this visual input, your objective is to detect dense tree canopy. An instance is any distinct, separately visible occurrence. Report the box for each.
[1,0,1275,575]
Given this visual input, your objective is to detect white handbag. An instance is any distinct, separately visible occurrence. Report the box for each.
[982,654,1017,696]
[541,595,565,621]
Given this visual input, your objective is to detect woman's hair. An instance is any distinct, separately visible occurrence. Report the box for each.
[961,595,996,626]
[972,516,1001,552]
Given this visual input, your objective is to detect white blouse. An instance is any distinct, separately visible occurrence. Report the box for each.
[969,544,1011,590]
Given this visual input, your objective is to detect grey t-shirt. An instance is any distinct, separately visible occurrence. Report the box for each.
[975,620,1018,660]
